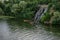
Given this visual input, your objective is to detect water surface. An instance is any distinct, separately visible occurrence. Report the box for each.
[0,19,60,40]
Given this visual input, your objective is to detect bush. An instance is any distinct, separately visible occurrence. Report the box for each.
[40,12,51,23]
[52,11,60,24]
[19,1,27,9]
[54,2,60,11]
[0,8,4,15]
[38,0,50,4]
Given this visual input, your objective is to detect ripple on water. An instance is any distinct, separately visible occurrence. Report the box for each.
[0,20,60,40]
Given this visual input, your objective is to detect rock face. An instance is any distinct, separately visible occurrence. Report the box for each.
[33,5,48,24]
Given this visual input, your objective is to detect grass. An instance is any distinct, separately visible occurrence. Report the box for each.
[0,16,15,19]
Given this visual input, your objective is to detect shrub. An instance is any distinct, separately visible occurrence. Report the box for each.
[52,11,60,24]
[0,8,4,15]
[40,12,51,23]
[54,2,60,11]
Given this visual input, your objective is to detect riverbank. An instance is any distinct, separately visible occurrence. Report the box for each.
[0,16,15,19]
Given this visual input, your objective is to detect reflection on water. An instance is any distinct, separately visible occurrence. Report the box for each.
[0,19,60,40]
[0,20,10,40]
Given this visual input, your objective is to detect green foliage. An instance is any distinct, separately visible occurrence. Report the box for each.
[54,2,60,11]
[0,8,4,15]
[40,12,51,23]
[38,0,50,4]
[48,3,53,11]
[40,11,60,24]
[52,11,60,24]
[0,1,5,10]
[8,0,38,19]
[0,0,60,24]
[19,1,27,8]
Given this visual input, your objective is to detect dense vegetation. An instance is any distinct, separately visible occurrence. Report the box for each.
[0,0,60,24]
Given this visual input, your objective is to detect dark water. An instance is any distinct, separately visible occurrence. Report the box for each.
[0,19,60,40]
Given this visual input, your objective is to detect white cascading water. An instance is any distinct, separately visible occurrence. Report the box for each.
[34,5,48,24]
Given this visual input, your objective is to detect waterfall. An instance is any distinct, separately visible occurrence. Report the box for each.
[33,5,48,24]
